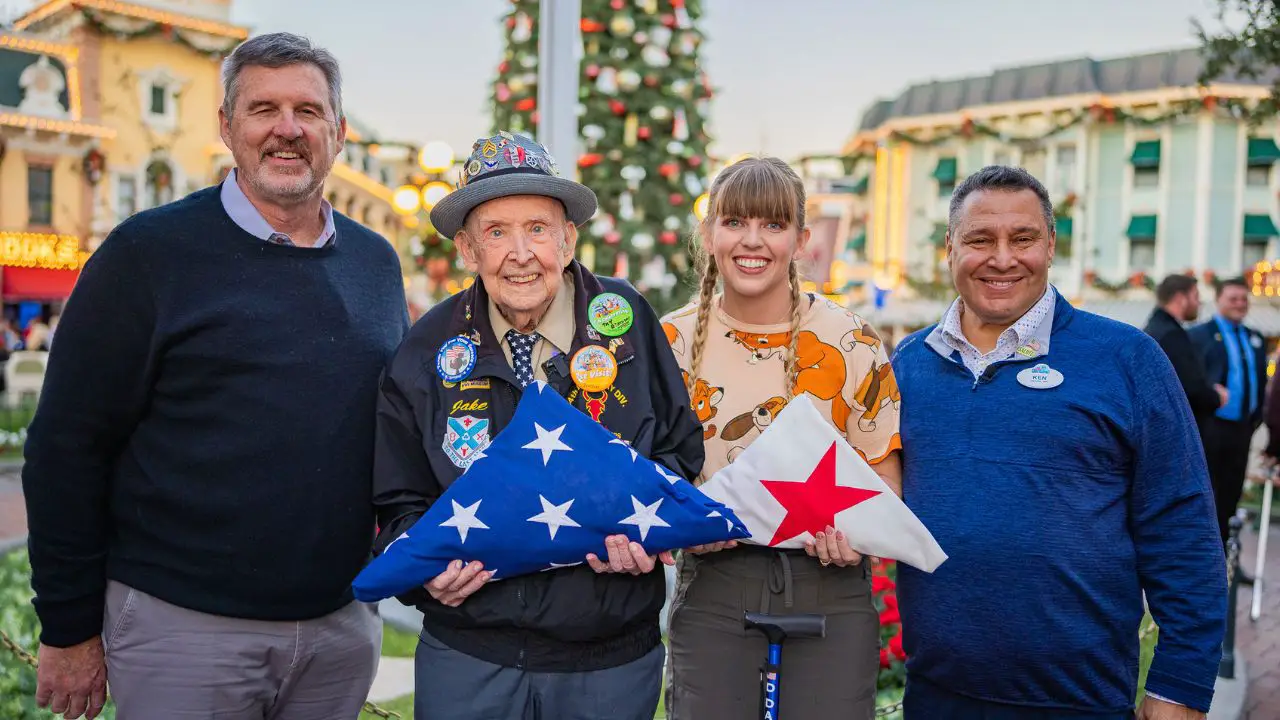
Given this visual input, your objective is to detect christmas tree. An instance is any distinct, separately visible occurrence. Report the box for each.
[492,0,713,313]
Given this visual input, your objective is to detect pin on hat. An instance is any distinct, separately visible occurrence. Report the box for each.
[431,132,599,239]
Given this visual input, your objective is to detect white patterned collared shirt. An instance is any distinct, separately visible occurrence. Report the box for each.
[937,286,1055,378]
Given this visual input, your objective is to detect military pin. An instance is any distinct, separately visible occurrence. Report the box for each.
[466,159,482,177]
[588,292,634,337]
[436,336,478,383]
[570,345,619,393]
[481,140,499,158]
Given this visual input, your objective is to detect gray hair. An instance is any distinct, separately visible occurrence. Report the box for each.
[221,32,343,121]
[947,165,1054,234]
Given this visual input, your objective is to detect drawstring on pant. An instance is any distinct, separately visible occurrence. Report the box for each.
[759,551,795,613]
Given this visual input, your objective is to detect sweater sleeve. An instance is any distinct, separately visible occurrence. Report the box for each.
[371,361,443,607]
[22,230,158,647]
[1125,337,1226,712]
[642,298,704,482]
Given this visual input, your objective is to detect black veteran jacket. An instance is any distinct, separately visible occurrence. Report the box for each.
[371,260,704,672]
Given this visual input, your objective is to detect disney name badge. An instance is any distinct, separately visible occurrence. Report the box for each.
[1016,363,1064,390]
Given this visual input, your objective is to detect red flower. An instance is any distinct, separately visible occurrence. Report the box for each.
[882,594,898,610]
[871,574,896,594]
[890,631,906,660]
[879,648,891,669]
[879,607,900,625]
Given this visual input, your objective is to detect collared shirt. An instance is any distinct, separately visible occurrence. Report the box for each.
[936,286,1056,378]
[220,168,336,248]
[488,273,576,383]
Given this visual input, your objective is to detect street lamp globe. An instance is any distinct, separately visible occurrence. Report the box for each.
[419,141,455,174]
[421,181,453,209]
[392,185,422,215]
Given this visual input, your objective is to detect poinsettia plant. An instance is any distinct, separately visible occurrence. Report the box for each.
[873,558,906,715]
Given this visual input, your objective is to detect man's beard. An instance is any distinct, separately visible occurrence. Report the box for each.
[246,161,324,203]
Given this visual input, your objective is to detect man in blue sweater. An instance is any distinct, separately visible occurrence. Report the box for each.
[23,33,407,719]
[891,166,1225,719]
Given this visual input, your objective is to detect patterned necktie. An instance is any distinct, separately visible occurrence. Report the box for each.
[506,330,541,388]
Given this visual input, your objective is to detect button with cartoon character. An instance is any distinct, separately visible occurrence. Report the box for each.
[436,336,477,383]
[570,345,618,393]
[588,293,634,337]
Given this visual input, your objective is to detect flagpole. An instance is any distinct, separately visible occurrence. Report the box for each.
[537,0,582,176]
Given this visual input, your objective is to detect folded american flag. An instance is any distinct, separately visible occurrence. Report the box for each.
[353,381,749,601]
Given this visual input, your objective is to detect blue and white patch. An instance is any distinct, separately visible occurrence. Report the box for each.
[436,336,477,383]
[444,415,491,469]
[1017,363,1064,390]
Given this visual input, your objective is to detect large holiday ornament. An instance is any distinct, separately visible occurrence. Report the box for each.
[610,13,636,36]
[597,66,619,94]
[512,12,533,43]
[618,69,642,92]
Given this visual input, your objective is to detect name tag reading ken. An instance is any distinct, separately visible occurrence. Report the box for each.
[1016,363,1064,390]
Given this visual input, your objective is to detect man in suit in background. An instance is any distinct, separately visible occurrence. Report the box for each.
[1190,277,1269,547]
[1144,274,1226,433]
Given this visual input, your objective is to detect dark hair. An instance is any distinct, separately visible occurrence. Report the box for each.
[947,165,1054,234]
[1155,274,1197,304]
[221,33,343,120]
[1216,277,1249,298]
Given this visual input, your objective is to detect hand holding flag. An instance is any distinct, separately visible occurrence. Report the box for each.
[353,381,749,602]
[698,395,947,573]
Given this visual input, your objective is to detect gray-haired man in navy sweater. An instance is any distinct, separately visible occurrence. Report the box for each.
[22,33,406,719]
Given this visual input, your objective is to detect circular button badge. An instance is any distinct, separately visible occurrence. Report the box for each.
[570,345,619,392]
[587,293,634,337]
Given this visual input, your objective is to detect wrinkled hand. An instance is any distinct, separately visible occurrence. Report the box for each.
[35,637,108,720]
[426,560,491,607]
[586,535,675,574]
[1215,384,1229,408]
[685,540,738,555]
[804,526,863,567]
[1137,696,1204,720]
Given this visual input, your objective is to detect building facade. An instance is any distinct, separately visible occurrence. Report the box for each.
[824,48,1280,331]
[0,0,405,323]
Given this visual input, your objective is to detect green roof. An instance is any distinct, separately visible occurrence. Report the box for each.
[932,157,958,184]
[1248,138,1280,166]
[1126,215,1157,240]
[1130,140,1161,168]
[1055,216,1073,237]
[1244,213,1279,242]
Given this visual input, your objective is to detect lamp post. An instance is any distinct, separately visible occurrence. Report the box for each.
[390,141,464,301]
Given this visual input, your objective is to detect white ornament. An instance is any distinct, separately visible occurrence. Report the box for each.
[641,45,670,68]
[670,78,692,98]
[674,7,691,29]
[591,214,615,236]
[632,232,655,250]
[684,172,702,196]
[664,215,682,231]
[667,141,685,155]
[650,105,671,122]
[519,53,538,69]
[650,26,673,49]
[611,46,629,61]
[618,69,642,92]
[620,165,647,189]
[582,124,607,141]
[596,66,619,95]
[619,191,635,221]
[512,12,534,43]
[673,107,689,141]
[634,31,649,44]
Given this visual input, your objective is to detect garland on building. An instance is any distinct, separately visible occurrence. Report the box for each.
[79,8,241,58]
[492,0,713,313]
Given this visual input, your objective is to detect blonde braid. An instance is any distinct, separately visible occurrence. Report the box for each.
[783,260,803,399]
[686,260,719,396]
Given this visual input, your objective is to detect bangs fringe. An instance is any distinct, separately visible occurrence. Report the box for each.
[708,160,800,226]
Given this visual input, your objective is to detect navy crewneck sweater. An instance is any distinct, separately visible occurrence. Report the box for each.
[23,186,408,647]
[891,294,1226,713]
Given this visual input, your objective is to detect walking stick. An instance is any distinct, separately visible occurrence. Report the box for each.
[744,612,825,720]
[1251,466,1274,622]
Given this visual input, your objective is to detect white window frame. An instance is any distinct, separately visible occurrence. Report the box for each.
[136,67,186,134]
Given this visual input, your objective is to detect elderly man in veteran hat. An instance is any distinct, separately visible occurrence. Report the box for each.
[371,132,704,720]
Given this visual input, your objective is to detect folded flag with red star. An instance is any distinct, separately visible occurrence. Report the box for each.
[698,395,947,573]
[352,382,750,602]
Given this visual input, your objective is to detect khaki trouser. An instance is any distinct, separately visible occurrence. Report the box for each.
[665,547,880,720]
[102,580,381,719]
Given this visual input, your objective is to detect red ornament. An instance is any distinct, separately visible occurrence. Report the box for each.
[580,18,605,32]
[496,84,511,102]
[669,193,685,205]
[687,155,702,168]
[604,231,621,245]
[586,64,601,79]
[644,74,660,87]
[637,126,651,140]
[660,13,676,27]
[660,231,678,245]
[515,97,536,112]
[672,0,685,6]
[760,443,880,547]
[658,162,679,178]
[531,111,540,125]
[578,153,604,167]
[506,16,516,28]
[610,0,624,8]
[498,61,509,73]
[609,99,627,116]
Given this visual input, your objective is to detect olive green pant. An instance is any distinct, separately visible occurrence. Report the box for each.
[665,547,880,720]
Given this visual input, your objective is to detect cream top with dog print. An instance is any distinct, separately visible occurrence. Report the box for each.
[662,294,902,483]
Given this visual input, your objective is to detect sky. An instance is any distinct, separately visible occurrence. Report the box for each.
[21,0,1245,162]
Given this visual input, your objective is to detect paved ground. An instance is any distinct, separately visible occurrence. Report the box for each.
[0,467,24,544]
[1237,521,1280,720]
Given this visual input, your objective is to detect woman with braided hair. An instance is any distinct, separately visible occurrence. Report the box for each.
[660,156,902,719]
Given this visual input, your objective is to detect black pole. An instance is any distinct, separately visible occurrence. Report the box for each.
[1219,514,1243,679]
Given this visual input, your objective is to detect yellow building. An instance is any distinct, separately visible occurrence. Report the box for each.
[0,0,403,320]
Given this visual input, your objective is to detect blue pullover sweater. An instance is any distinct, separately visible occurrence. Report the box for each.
[891,292,1225,713]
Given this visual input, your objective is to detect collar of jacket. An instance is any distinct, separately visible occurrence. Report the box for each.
[447,260,638,381]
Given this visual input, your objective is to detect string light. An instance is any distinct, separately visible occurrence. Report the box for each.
[15,0,249,39]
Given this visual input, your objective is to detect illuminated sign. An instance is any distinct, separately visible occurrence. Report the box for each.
[0,232,83,270]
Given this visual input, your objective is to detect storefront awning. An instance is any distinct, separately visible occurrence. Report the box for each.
[1244,213,1279,243]
[1126,215,1158,240]
[1130,140,1161,168]
[932,157,958,184]
[1055,216,1074,237]
[1248,138,1280,166]
[2,266,79,300]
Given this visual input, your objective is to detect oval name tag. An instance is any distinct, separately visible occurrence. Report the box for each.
[1016,363,1064,390]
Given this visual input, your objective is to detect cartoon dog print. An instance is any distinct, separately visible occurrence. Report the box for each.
[721,395,787,463]
[662,321,686,355]
[842,321,882,354]
[853,362,901,432]
[724,329,855,434]
[682,370,723,440]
